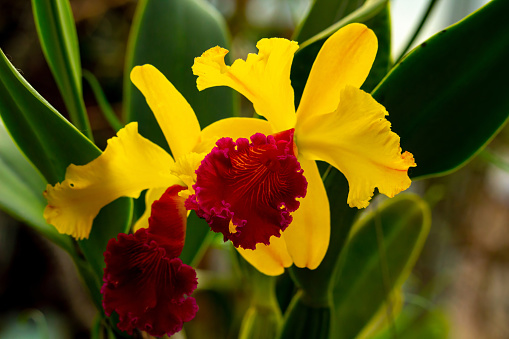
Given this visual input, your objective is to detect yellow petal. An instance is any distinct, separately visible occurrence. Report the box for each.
[282,159,330,269]
[195,117,273,153]
[296,86,416,208]
[170,152,206,197]
[296,23,378,123]
[192,40,298,132]
[131,64,201,159]
[237,235,293,276]
[132,187,169,232]
[44,122,182,239]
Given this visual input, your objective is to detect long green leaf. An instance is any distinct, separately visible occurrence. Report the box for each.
[0,49,97,185]
[124,0,235,154]
[0,120,74,254]
[332,194,431,339]
[32,0,92,139]
[0,49,132,302]
[372,0,509,179]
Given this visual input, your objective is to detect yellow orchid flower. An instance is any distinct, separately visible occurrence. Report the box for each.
[43,23,414,278]
[191,23,416,275]
[42,64,308,274]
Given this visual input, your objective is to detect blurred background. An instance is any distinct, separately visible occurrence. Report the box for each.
[1,0,507,338]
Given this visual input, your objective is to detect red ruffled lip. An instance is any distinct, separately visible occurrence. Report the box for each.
[101,186,198,337]
[186,129,307,250]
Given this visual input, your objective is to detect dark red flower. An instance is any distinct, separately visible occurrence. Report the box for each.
[186,129,307,250]
[102,185,198,337]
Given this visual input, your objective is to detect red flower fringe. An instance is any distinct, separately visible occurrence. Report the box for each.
[102,186,198,337]
[186,129,307,250]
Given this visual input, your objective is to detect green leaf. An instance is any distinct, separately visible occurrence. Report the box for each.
[373,304,450,339]
[293,0,365,42]
[291,0,388,105]
[31,0,92,139]
[124,0,235,154]
[0,120,74,254]
[372,0,509,179]
[331,194,431,339]
[0,49,98,184]
[0,49,132,302]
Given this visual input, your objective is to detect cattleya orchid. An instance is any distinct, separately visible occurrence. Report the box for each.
[43,62,308,334]
[41,22,414,336]
[191,23,415,274]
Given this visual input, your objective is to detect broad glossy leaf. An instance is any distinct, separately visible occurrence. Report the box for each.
[0,120,74,254]
[332,194,431,339]
[0,50,132,285]
[293,0,364,42]
[31,0,92,138]
[291,0,388,104]
[124,0,235,154]
[372,0,509,178]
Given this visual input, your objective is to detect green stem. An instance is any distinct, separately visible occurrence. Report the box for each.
[83,70,124,132]
[278,291,331,339]
[237,252,282,339]
[280,169,358,338]
[394,0,441,64]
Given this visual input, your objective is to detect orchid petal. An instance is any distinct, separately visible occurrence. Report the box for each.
[44,122,182,239]
[283,159,330,269]
[297,23,378,123]
[131,65,201,159]
[297,86,415,208]
[196,117,273,153]
[192,40,298,131]
[236,235,293,276]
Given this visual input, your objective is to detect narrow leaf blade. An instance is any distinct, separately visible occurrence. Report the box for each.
[0,120,74,254]
[31,0,92,138]
[0,49,132,289]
